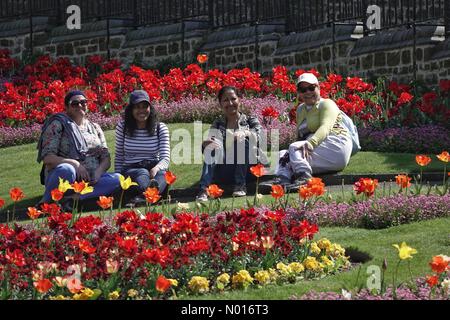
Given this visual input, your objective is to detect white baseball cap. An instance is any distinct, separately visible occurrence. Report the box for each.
[296,73,319,85]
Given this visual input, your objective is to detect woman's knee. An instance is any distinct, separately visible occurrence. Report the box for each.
[53,163,76,180]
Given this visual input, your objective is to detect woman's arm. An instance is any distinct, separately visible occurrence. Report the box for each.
[154,123,170,171]
[114,121,125,173]
[307,99,340,148]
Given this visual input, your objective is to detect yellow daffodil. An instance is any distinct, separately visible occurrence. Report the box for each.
[393,242,418,260]
[109,291,120,300]
[58,177,73,193]
[119,175,138,190]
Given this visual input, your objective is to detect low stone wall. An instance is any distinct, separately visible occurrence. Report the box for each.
[1,17,449,85]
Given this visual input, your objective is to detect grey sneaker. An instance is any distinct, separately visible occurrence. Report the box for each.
[196,190,208,202]
[232,185,247,197]
[287,172,312,191]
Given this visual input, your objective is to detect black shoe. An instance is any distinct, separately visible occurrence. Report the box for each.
[126,195,146,208]
[260,176,291,192]
[149,179,159,189]
[287,172,312,192]
[60,198,74,212]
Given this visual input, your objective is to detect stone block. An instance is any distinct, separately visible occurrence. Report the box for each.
[225,48,233,56]
[237,54,243,62]
[144,46,154,57]
[216,49,225,55]
[64,43,74,55]
[260,44,275,57]
[322,46,331,61]
[75,46,86,55]
[338,43,349,56]
[402,50,411,65]
[374,52,386,67]
[241,47,248,53]
[245,53,253,60]
[57,43,65,55]
[110,38,122,49]
[88,45,98,53]
[310,49,322,63]
[387,52,400,66]
[415,48,423,60]
[361,54,373,70]
[155,45,167,56]
[300,51,310,65]
[169,42,179,54]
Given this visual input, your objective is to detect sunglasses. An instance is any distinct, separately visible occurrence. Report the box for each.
[70,100,88,107]
[297,85,317,93]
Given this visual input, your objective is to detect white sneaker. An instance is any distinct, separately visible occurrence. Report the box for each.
[196,190,208,202]
[232,186,247,197]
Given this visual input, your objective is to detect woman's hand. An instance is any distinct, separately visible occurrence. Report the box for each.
[203,137,222,150]
[149,166,159,179]
[75,162,90,182]
[297,141,313,159]
[91,167,104,185]
[233,130,248,142]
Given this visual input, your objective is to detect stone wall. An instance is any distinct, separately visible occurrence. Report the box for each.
[1,17,449,86]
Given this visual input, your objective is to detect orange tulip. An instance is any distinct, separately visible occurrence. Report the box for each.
[72,181,93,194]
[51,189,64,202]
[27,207,42,220]
[9,187,24,202]
[206,184,224,199]
[143,187,161,204]
[353,178,378,197]
[0,197,4,208]
[415,154,431,166]
[307,177,326,196]
[155,275,171,293]
[78,240,96,254]
[270,185,284,199]
[250,164,265,178]
[437,151,449,163]
[299,185,313,200]
[426,275,439,287]
[196,53,208,64]
[33,278,53,294]
[97,196,114,210]
[164,171,177,185]
[395,174,411,188]
[429,255,449,274]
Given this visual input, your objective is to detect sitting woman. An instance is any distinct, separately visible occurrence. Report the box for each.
[37,90,121,208]
[197,86,266,201]
[114,90,170,204]
[267,73,353,191]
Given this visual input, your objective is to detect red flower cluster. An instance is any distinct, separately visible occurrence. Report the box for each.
[0,205,321,297]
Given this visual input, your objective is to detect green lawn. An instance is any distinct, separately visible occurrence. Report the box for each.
[0,123,446,211]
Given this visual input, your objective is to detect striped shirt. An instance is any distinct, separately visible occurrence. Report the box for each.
[114,120,170,173]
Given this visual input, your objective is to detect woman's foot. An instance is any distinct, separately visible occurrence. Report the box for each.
[196,190,208,202]
[232,185,247,197]
[287,172,312,191]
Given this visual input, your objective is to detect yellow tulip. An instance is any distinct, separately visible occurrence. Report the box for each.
[58,177,73,193]
[119,175,138,190]
[393,242,417,260]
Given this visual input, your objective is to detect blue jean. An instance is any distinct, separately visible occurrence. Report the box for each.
[41,163,121,203]
[121,167,167,194]
[199,139,253,190]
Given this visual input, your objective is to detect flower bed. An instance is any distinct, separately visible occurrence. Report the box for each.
[0,206,350,299]
[359,125,450,154]
[1,51,448,130]
[285,194,450,229]
[294,276,449,300]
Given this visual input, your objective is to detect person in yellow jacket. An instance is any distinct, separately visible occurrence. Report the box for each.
[266,73,353,191]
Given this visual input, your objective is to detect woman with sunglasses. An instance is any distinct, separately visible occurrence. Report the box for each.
[36,90,121,209]
[263,73,353,191]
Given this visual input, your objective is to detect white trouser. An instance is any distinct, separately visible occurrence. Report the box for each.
[276,134,352,179]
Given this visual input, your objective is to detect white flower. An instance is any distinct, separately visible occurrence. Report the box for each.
[177,202,190,211]
[341,289,352,300]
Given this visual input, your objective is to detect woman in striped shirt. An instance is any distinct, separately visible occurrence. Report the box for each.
[115,90,170,204]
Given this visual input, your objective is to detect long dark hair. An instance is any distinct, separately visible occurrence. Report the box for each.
[123,102,158,137]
